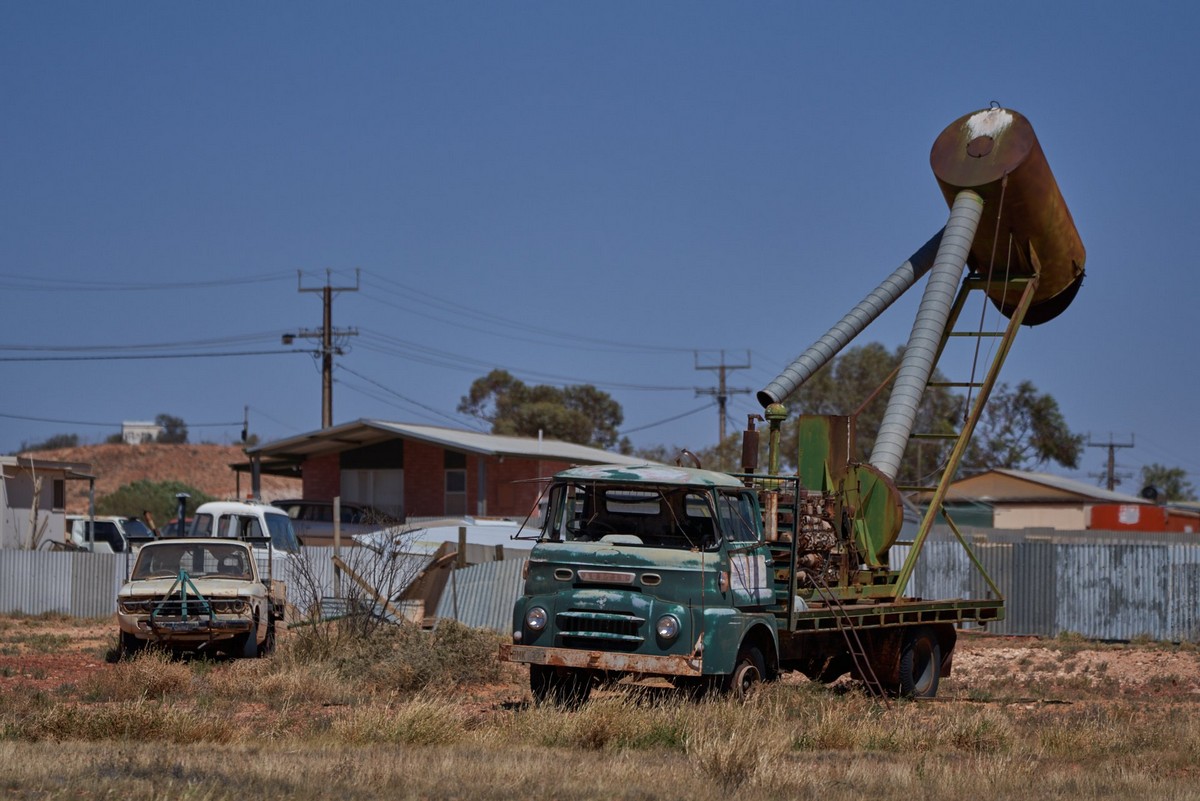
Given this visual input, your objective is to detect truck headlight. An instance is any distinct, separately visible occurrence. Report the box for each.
[526,606,548,631]
[655,614,680,641]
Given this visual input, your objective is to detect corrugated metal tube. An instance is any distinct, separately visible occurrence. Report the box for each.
[869,190,983,479]
[757,230,945,407]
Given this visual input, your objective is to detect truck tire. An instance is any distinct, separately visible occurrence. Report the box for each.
[118,630,144,660]
[720,645,765,700]
[530,665,592,708]
[899,627,941,698]
[259,621,276,657]
[239,615,260,659]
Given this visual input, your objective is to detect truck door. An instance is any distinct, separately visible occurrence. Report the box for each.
[720,490,773,608]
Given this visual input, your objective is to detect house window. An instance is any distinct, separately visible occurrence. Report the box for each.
[341,469,404,519]
[445,469,467,516]
[52,479,65,510]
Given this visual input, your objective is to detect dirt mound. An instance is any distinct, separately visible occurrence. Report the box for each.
[28,443,300,512]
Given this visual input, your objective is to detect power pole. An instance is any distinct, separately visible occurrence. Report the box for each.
[1087,433,1135,491]
[285,269,359,429]
[694,350,752,457]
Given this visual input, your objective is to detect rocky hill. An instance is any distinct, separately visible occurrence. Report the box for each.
[27,443,301,513]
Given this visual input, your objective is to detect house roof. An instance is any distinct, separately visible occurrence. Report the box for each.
[243,419,646,472]
[0,455,94,480]
[946,468,1149,505]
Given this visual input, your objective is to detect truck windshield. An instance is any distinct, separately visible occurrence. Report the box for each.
[542,482,721,550]
[264,513,301,553]
[132,542,252,580]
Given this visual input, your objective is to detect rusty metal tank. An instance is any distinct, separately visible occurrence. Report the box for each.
[930,106,1086,325]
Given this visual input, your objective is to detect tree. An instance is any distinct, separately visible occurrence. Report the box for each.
[155,414,188,444]
[18,433,80,453]
[457,370,624,449]
[777,343,961,485]
[96,480,214,529]
[963,381,1084,473]
[1139,464,1197,502]
[758,344,1079,485]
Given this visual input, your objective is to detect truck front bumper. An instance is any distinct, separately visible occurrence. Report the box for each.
[119,614,253,642]
[500,644,703,677]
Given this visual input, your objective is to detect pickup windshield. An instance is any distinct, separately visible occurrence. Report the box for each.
[132,542,254,580]
[541,482,729,550]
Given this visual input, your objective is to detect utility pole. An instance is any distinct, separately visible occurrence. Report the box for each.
[1087,433,1135,491]
[284,269,359,429]
[694,350,752,458]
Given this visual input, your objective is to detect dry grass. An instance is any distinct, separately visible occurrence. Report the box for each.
[3,619,1200,799]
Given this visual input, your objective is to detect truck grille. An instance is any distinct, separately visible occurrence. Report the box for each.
[151,599,215,618]
[557,609,644,651]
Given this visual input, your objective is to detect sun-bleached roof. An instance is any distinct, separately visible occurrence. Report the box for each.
[247,419,647,466]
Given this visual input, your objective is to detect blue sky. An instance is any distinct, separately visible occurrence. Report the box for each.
[2,2,1196,494]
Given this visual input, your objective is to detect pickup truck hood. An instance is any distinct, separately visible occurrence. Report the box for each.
[118,578,261,598]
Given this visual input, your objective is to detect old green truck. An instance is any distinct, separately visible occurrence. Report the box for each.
[500,413,1003,703]
[501,105,1085,703]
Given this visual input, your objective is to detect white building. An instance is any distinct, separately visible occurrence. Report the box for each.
[0,456,92,549]
[121,421,161,445]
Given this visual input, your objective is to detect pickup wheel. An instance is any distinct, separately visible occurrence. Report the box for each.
[720,645,765,700]
[259,621,276,657]
[530,665,592,708]
[899,626,942,698]
[118,630,145,660]
[238,614,261,659]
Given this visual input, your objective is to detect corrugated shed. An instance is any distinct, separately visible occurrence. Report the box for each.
[70,552,122,617]
[1055,543,1170,641]
[434,559,527,634]
[1168,545,1200,641]
[1007,541,1056,637]
[0,550,73,614]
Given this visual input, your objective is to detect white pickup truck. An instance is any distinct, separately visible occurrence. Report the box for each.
[116,538,285,658]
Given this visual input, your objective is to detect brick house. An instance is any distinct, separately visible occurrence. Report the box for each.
[242,420,646,521]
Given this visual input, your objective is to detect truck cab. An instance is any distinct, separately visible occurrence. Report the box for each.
[188,500,301,555]
[503,464,781,704]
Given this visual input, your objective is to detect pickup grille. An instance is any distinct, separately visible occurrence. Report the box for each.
[557,609,644,651]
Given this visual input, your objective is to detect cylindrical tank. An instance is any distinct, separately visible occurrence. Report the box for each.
[930,106,1086,325]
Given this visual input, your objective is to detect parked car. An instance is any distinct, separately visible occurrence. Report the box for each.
[66,515,131,553]
[273,498,400,546]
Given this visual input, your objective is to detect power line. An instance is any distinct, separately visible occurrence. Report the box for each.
[620,403,715,435]
[356,327,695,392]
[0,350,308,363]
[362,272,696,355]
[1087,433,1135,491]
[0,411,241,428]
[335,364,482,430]
[284,269,359,429]
[0,271,293,292]
[694,350,752,450]
[0,331,286,353]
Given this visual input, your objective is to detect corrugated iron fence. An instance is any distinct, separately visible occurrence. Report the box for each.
[3,532,1200,641]
[892,531,1200,641]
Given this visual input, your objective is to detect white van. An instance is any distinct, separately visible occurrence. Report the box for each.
[188,500,301,554]
[66,515,148,553]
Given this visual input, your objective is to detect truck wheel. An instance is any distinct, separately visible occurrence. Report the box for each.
[239,616,260,659]
[721,646,765,700]
[259,622,276,657]
[899,627,941,698]
[118,630,144,660]
[530,665,592,708]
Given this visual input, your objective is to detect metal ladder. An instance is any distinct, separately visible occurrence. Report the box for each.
[807,574,891,706]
